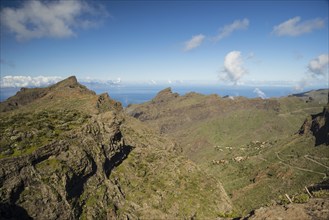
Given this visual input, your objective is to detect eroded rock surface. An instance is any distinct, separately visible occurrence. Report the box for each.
[299,106,329,146]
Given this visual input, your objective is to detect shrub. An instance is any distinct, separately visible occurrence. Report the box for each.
[293,193,309,203]
[313,190,329,198]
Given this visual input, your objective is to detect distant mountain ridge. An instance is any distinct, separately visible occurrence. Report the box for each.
[291,89,329,104]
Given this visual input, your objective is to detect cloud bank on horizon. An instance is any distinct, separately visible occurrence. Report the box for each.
[0,75,126,88]
[0,75,63,88]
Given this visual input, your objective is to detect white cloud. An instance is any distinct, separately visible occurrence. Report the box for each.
[294,78,310,92]
[294,54,328,91]
[214,18,249,42]
[1,0,108,41]
[184,34,205,51]
[307,54,329,77]
[253,88,267,99]
[112,78,121,85]
[220,51,248,85]
[272,16,325,37]
[1,75,62,88]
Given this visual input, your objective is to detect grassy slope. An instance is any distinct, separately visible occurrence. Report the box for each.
[177,99,328,215]
[127,89,329,216]
[110,116,232,219]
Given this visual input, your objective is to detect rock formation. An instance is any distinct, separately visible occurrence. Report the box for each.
[0,76,231,219]
[299,105,329,146]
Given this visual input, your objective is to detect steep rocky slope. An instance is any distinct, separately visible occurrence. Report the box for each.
[299,105,329,146]
[0,77,231,219]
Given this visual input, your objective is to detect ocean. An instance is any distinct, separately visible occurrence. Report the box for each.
[0,84,318,107]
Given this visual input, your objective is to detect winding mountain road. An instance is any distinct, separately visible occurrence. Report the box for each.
[276,152,327,179]
[304,155,329,169]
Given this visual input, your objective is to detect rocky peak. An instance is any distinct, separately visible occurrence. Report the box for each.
[0,76,96,113]
[152,87,179,104]
[49,76,94,95]
[96,93,123,113]
[52,76,78,88]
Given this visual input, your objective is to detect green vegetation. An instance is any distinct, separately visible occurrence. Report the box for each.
[202,134,328,215]
[109,142,231,219]
[293,193,310,203]
[1,78,328,219]
[0,109,90,158]
[313,189,329,198]
[127,88,329,216]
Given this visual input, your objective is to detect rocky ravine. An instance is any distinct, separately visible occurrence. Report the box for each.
[0,77,231,219]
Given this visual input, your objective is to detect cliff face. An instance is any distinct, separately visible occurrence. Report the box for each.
[0,111,126,219]
[0,77,231,219]
[299,106,329,146]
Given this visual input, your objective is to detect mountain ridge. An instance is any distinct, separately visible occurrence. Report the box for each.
[0,76,232,219]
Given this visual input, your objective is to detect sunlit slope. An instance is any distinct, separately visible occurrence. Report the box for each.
[127,88,328,215]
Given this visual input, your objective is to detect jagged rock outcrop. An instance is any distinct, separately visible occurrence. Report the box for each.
[96,93,123,113]
[0,111,128,219]
[0,76,232,219]
[151,87,179,104]
[299,106,329,146]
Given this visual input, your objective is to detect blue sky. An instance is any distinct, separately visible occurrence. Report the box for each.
[0,0,328,89]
